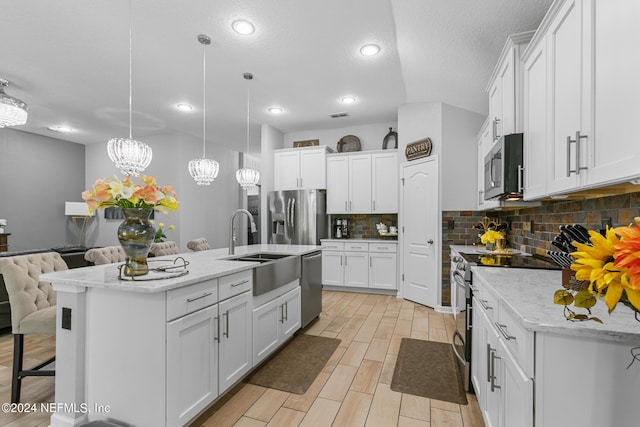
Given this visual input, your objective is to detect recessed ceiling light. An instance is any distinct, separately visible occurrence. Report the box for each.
[268,107,283,114]
[360,44,380,56]
[341,96,356,104]
[232,19,255,35]
[47,125,73,133]
[176,103,193,111]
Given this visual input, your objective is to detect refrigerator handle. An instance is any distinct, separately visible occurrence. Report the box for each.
[285,198,292,239]
[290,198,296,238]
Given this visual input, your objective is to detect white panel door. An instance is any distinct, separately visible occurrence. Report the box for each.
[372,152,398,213]
[300,149,326,189]
[166,303,218,426]
[349,154,372,213]
[401,157,439,308]
[499,52,515,136]
[218,291,252,392]
[523,40,548,200]
[344,252,368,288]
[489,81,503,142]
[281,286,301,339]
[326,157,349,214]
[547,0,584,194]
[322,251,344,286]
[274,151,301,190]
[499,340,533,427]
[369,252,397,290]
[252,297,281,365]
[587,0,640,185]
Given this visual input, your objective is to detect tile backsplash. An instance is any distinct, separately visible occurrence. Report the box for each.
[441,191,640,306]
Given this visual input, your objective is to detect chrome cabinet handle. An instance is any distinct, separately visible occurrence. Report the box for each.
[566,131,588,176]
[478,299,493,310]
[345,201,348,211]
[495,322,516,340]
[479,190,483,205]
[231,279,249,287]
[518,164,524,192]
[486,343,492,382]
[187,292,212,303]
[340,255,343,266]
[284,301,288,322]
[214,315,220,342]
[280,304,285,323]
[369,256,372,267]
[349,201,352,211]
[490,349,501,392]
[223,311,229,338]
[373,200,376,211]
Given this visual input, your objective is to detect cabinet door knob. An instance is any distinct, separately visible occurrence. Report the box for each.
[427,239,434,244]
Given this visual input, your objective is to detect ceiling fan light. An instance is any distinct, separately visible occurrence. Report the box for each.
[236,167,260,190]
[107,137,153,177]
[189,158,219,185]
[0,79,28,128]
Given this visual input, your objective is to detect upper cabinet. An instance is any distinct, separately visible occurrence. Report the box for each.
[273,146,332,191]
[486,31,535,144]
[523,0,640,198]
[326,150,398,214]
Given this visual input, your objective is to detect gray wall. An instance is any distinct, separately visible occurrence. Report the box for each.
[0,128,86,252]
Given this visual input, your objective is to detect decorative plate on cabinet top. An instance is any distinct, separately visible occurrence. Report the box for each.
[337,135,361,152]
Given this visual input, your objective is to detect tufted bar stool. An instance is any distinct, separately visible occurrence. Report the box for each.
[84,246,126,265]
[0,252,67,402]
[149,241,181,257]
[186,238,210,252]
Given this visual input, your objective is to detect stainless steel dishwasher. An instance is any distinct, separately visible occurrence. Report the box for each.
[301,251,322,328]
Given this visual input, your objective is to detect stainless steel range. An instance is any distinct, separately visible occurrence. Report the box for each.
[450,248,561,392]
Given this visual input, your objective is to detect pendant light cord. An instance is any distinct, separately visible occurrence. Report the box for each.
[128,0,133,140]
[246,85,250,155]
[202,40,207,158]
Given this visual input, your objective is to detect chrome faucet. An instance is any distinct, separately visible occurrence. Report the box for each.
[228,209,257,255]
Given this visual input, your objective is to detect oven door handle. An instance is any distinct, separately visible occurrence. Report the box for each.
[451,330,466,365]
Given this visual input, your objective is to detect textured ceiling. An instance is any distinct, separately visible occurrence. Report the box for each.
[0,0,552,153]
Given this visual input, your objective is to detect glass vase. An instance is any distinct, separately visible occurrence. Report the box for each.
[117,208,155,276]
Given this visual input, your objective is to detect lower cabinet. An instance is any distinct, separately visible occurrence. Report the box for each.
[252,286,301,366]
[321,240,397,291]
[166,290,252,426]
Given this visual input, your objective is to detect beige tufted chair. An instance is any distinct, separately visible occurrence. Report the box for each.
[0,252,68,403]
[187,238,210,252]
[149,241,181,257]
[84,246,126,265]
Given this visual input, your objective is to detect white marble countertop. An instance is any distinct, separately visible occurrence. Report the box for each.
[471,266,640,342]
[41,244,320,294]
[450,244,528,256]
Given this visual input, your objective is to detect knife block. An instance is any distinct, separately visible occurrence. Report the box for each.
[562,268,590,291]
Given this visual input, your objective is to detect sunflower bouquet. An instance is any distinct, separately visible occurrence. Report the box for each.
[554,217,640,322]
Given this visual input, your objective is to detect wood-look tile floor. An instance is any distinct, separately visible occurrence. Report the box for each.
[0,291,485,427]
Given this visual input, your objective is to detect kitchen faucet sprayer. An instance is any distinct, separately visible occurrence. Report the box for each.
[229,209,256,255]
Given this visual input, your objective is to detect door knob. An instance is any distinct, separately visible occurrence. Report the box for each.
[427,239,434,244]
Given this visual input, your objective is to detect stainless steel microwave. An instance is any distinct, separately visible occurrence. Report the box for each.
[484,133,524,201]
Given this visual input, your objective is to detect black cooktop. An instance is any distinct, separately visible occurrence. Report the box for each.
[459,252,562,270]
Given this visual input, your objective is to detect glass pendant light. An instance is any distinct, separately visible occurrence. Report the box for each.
[0,78,28,128]
[188,34,219,185]
[236,72,260,190]
[107,0,152,176]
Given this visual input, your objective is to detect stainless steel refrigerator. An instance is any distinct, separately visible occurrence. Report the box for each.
[268,190,327,245]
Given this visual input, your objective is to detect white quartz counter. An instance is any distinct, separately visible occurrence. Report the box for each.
[321,238,397,243]
[40,244,320,294]
[471,266,640,342]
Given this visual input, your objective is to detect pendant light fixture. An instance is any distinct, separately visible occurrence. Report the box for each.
[0,78,28,128]
[107,0,152,176]
[235,72,260,190]
[188,34,219,185]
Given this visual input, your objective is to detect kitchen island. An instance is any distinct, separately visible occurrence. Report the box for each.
[40,244,319,427]
[470,265,640,427]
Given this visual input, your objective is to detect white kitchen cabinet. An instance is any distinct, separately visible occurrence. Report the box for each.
[486,31,534,143]
[252,285,301,365]
[321,240,397,291]
[273,146,331,190]
[218,291,252,392]
[538,0,640,196]
[522,35,548,200]
[499,339,533,427]
[371,152,398,213]
[326,150,398,214]
[166,303,219,426]
[369,245,397,290]
[471,295,487,410]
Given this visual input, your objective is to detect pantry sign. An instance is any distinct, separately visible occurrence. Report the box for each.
[405,137,432,161]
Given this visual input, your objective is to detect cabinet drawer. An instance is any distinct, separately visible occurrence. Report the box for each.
[368,243,397,253]
[345,242,368,252]
[321,241,344,251]
[496,304,534,377]
[167,279,218,321]
[476,284,499,324]
[219,270,253,301]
